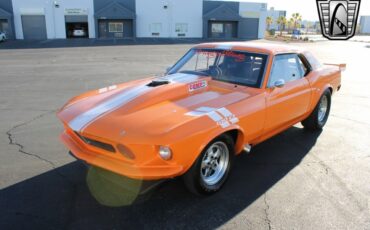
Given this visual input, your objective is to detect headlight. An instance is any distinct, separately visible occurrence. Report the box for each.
[159,146,172,160]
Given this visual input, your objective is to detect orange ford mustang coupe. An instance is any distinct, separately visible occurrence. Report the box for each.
[58,42,345,195]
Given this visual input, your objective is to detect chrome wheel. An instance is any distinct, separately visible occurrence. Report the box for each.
[318,95,328,122]
[200,142,229,186]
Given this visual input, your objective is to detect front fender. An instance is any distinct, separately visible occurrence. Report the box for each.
[198,125,246,156]
[171,124,246,175]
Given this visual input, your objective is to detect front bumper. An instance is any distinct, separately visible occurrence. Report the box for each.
[60,131,183,180]
[72,154,166,195]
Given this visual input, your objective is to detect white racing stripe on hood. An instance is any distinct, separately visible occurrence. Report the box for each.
[69,73,201,131]
[158,73,201,83]
[69,85,151,131]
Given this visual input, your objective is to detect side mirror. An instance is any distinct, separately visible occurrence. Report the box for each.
[274,79,285,88]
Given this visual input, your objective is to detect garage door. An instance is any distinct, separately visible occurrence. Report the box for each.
[21,15,47,40]
[240,18,259,39]
[65,15,88,23]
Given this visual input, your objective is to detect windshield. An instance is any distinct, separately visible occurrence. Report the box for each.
[168,48,268,88]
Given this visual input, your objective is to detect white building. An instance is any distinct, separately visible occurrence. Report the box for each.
[239,2,268,39]
[12,0,95,39]
[300,20,320,33]
[8,0,269,40]
[203,0,267,39]
[360,16,370,34]
[136,0,203,38]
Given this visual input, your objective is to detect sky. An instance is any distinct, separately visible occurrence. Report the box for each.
[238,0,370,21]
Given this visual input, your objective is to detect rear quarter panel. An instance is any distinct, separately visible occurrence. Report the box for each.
[305,65,342,112]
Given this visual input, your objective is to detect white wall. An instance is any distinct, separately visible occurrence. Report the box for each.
[239,2,268,39]
[53,0,95,39]
[136,0,203,38]
[12,0,95,39]
[12,0,52,39]
[360,16,370,34]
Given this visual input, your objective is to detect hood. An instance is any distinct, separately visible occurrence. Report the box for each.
[58,73,255,143]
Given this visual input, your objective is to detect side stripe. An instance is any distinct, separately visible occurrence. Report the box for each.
[69,85,150,131]
[186,107,239,128]
[217,107,233,118]
[207,111,224,122]
[217,108,239,124]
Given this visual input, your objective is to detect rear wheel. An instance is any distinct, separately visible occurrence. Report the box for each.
[183,135,234,195]
[302,89,332,130]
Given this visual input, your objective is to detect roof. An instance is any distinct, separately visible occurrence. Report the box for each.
[0,7,12,18]
[95,1,135,19]
[194,42,304,55]
[203,3,242,20]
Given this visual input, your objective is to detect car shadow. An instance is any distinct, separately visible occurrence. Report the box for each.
[0,126,321,230]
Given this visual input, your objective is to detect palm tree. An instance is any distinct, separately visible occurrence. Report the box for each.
[288,18,295,33]
[306,21,312,33]
[291,13,302,30]
[276,16,287,36]
[266,16,273,31]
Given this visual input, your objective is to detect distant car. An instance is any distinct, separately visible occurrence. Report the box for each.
[72,28,86,37]
[58,42,345,195]
[292,29,302,39]
[0,32,6,42]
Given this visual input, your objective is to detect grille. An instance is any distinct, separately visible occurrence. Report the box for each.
[75,132,116,153]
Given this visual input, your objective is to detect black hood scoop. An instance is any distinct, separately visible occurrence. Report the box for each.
[147,79,170,87]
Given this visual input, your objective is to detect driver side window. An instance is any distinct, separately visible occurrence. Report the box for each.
[268,54,304,87]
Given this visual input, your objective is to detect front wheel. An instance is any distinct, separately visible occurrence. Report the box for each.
[302,89,332,130]
[183,135,234,195]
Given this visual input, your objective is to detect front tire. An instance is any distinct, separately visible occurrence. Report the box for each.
[183,134,235,195]
[302,89,332,130]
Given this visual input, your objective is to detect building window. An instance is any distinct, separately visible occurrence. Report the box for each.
[211,23,223,33]
[109,22,123,33]
[175,23,188,33]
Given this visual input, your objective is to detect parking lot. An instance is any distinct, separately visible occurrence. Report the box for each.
[0,40,369,229]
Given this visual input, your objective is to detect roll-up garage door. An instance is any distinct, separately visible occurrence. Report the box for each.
[65,15,88,23]
[21,15,47,40]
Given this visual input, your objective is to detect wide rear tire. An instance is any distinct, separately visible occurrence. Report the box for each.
[302,89,332,131]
